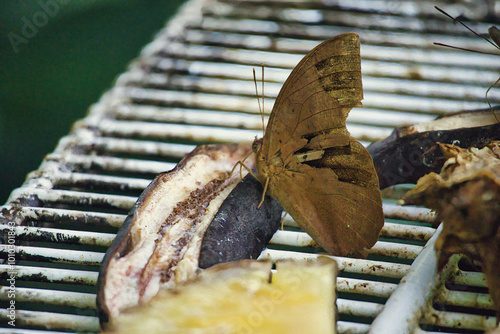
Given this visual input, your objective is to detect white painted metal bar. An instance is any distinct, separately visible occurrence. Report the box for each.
[114,85,261,114]
[382,203,436,223]
[114,105,268,130]
[80,136,197,159]
[259,249,410,279]
[362,61,499,87]
[0,265,98,286]
[0,330,73,334]
[337,321,371,334]
[0,225,116,247]
[269,230,423,260]
[368,224,443,334]
[8,188,137,212]
[337,298,384,318]
[0,309,100,333]
[368,241,422,260]
[452,270,487,288]
[1,206,126,228]
[269,230,315,248]
[337,278,396,299]
[420,308,498,331]
[5,246,104,266]
[435,288,494,310]
[0,287,96,309]
[50,172,151,193]
[380,223,434,242]
[45,152,176,175]
[96,117,263,143]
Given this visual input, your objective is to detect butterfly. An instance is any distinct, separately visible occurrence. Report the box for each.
[252,33,384,257]
[434,6,500,122]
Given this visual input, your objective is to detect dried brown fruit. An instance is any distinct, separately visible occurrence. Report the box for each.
[368,109,500,189]
[402,142,500,316]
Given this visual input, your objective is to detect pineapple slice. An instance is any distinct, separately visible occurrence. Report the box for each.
[105,259,337,334]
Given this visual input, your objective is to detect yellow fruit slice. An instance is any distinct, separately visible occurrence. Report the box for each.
[105,259,337,334]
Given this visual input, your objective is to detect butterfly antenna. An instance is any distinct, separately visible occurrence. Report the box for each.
[253,68,263,117]
[261,64,265,138]
[435,6,500,51]
[486,77,500,123]
[433,42,500,56]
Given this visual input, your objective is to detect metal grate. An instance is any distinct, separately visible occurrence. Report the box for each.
[1,0,499,332]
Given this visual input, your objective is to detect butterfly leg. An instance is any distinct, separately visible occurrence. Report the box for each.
[257,176,270,209]
[486,77,500,122]
[230,160,258,181]
[229,149,257,180]
[279,212,288,230]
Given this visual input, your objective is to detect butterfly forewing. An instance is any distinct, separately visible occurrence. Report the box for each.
[260,34,363,162]
[255,33,384,257]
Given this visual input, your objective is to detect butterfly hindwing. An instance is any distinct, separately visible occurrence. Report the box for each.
[276,139,383,257]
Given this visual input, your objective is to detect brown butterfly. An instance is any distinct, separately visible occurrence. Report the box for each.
[252,33,384,257]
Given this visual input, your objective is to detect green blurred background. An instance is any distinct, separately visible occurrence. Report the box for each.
[0,0,185,204]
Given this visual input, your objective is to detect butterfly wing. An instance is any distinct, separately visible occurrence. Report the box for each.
[256,33,384,257]
[271,139,383,257]
[259,33,363,163]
